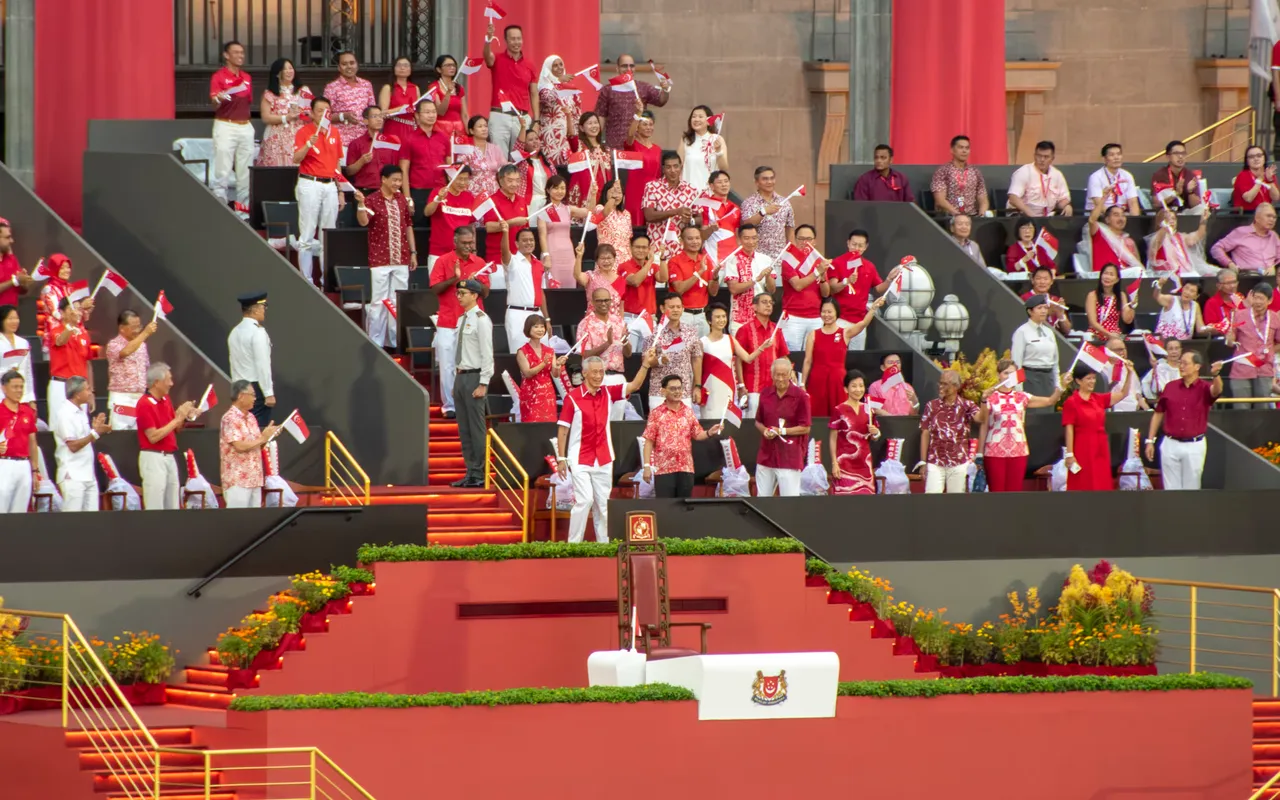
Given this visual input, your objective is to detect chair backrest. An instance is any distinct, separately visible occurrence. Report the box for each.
[334,266,372,306]
[492,325,511,355]
[616,511,667,652]
[262,201,300,238]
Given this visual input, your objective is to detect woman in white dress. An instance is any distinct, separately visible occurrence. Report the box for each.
[1146,205,1214,278]
[0,305,35,406]
[700,304,760,420]
[1151,280,1207,341]
[678,105,728,191]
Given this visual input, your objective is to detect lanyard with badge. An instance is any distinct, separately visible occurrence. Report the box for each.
[954,167,969,210]
[1249,310,1271,356]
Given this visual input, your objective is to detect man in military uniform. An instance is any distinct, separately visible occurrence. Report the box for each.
[227,291,274,429]
[453,279,493,488]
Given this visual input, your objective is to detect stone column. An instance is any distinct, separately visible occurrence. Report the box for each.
[846,0,891,166]
[433,0,468,65]
[5,0,35,187]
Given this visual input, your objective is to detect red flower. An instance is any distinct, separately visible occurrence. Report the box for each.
[1087,559,1113,586]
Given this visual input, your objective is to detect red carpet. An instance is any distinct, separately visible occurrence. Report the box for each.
[1255,698,1280,795]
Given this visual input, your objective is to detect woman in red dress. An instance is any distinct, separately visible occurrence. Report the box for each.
[624,109,662,228]
[379,56,422,137]
[1004,217,1055,273]
[515,314,566,422]
[1084,263,1133,338]
[1231,146,1279,212]
[801,297,884,416]
[567,112,611,208]
[425,55,467,136]
[1062,360,1133,491]
[828,370,879,495]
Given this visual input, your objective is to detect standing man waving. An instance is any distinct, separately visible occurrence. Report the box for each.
[228,292,274,430]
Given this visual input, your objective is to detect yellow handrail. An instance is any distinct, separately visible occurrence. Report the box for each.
[325,430,371,505]
[1142,107,1255,163]
[1134,577,1279,696]
[486,428,530,542]
[1,607,377,799]
[1253,769,1280,800]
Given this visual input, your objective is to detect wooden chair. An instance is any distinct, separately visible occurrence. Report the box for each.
[183,485,224,509]
[617,511,711,659]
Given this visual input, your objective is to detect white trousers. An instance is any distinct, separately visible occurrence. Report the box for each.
[139,451,180,510]
[755,465,801,497]
[488,112,522,156]
[211,119,255,206]
[1159,437,1206,491]
[745,392,763,419]
[60,479,99,512]
[435,326,459,413]
[108,391,141,430]
[295,177,339,285]
[224,485,263,508]
[366,265,409,348]
[780,313,822,352]
[568,464,612,543]
[925,462,969,494]
[0,460,32,513]
[505,307,537,354]
[837,317,868,351]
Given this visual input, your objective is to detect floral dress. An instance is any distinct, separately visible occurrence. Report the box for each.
[538,88,581,167]
[567,137,611,208]
[517,342,559,422]
[597,209,632,258]
[466,142,508,198]
[257,87,308,167]
[829,401,874,495]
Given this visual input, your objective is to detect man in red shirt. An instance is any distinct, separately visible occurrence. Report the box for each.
[48,298,92,426]
[399,100,450,226]
[482,165,531,263]
[423,166,476,267]
[482,20,536,155]
[1146,350,1223,490]
[828,228,898,351]
[341,106,401,226]
[355,165,417,347]
[292,97,344,287]
[208,40,254,214]
[666,225,720,337]
[430,227,491,418]
[136,362,197,510]
[754,358,812,497]
[734,293,788,419]
[620,234,667,352]
[642,374,723,498]
[1203,269,1244,326]
[0,221,30,307]
[0,369,39,513]
[556,354,655,542]
[779,224,830,351]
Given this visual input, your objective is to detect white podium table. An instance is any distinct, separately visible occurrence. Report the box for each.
[587,650,648,687]
[645,652,839,720]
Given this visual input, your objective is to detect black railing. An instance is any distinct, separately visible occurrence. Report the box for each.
[174,0,434,68]
[680,497,828,564]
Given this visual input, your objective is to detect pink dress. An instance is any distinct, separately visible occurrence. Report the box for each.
[538,88,580,167]
[829,402,874,495]
[517,342,558,422]
[544,204,576,286]
[597,209,632,257]
[466,142,509,198]
[257,88,307,166]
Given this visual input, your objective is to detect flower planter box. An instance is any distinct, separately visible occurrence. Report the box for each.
[61,683,168,709]
[935,662,1158,678]
[225,669,259,690]
[892,636,920,656]
[300,612,329,634]
[0,694,21,715]
[848,601,879,622]
[804,575,829,588]
[324,598,352,616]
[19,685,62,711]
[121,682,167,706]
[347,582,374,596]
[278,633,305,653]
[250,647,285,671]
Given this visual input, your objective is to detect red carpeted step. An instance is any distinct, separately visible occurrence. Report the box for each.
[428,510,518,531]
[420,490,501,508]
[429,456,467,472]
[428,471,468,485]
[183,665,235,689]
[430,440,463,455]
[1256,699,1280,717]
[429,422,460,437]
[427,530,525,546]
[1257,742,1280,760]
[107,795,237,800]
[165,684,234,710]
[67,728,194,748]
[79,748,207,771]
[1258,721,1280,738]
[93,769,222,793]
[1256,765,1280,784]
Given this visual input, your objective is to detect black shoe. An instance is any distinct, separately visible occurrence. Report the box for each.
[443,410,456,419]
[450,478,470,488]
[462,478,486,488]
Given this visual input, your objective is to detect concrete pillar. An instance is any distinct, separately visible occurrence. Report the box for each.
[846,0,891,165]
[4,0,35,187]
[434,0,468,64]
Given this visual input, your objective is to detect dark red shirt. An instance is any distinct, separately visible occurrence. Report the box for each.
[1155,378,1217,439]
[0,253,21,307]
[0,401,37,460]
[852,169,912,202]
[756,383,811,470]
[345,132,403,190]
[829,253,881,323]
[48,323,90,380]
[210,67,252,123]
[1204,292,1245,326]
[489,51,534,112]
[402,126,449,191]
[136,392,178,453]
[429,252,490,329]
[484,192,529,261]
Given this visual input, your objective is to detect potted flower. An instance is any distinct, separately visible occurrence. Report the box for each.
[332,564,375,597]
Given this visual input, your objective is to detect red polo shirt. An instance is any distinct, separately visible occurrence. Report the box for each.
[135,392,178,453]
[735,316,789,394]
[829,253,882,323]
[484,192,529,260]
[430,252,490,329]
[489,51,534,112]
[402,126,449,191]
[345,132,403,190]
[48,324,90,380]
[619,259,658,316]
[756,383,811,470]
[558,383,626,467]
[210,67,252,122]
[1204,292,1245,326]
[428,188,477,255]
[1155,378,1217,439]
[782,260,822,318]
[0,401,37,460]
[294,123,343,179]
[667,252,712,310]
[0,253,21,307]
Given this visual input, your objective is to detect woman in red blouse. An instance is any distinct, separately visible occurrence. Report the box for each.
[1004,217,1055,273]
[425,55,467,136]
[1062,361,1132,491]
[568,112,611,208]
[379,56,422,136]
[1232,146,1279,212]
[624,108,661,228]
[515,314,566,422]
[1084,263,1133,338]
[801,297,884,416]
[38,254,92,353]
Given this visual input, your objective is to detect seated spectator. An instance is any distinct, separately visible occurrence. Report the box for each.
[1005,217,1056,273]
[1010,296,1060,402]
[949,213,985,267]
[1006,140,1071,217]
[53,376,109,512]
[1020,267,1071,334]
[1104,332,1147,412]
[1232,146,1280,212]
[853,144,912,202]
[1152,281,1206,341]
[1203,268,1245,326]
[1085,143,1140,215]
[740,166,796,260]
[931,135,988,216]
[1209,203,1280,274]
[1085,263,1134,338]
[867,353,918,415]
[1148,205,1212,277]
[1087,202,1143,272]
[1223,282,1280,405]
[1142,337,1183,400]
[919,368,979,494]
[1150,140,1201,211]
[0,220,32,307]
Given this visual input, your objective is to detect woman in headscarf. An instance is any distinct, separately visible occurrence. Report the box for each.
[536,55,579,168]
[38,254,92,356]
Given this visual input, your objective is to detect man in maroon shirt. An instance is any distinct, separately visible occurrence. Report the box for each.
[852,145,913,203]
[754,358,812,497]
[342,106,402,226]
[1146,350,1222,490]
[483,20,536,155]
[595,53,672,150]
[399,100,450,226]
[136,362,197,510]
[0,221,31,307]
[208,40,254,214]
[0,369,39,513]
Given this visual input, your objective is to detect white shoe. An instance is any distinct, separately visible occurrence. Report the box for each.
[268,237,287,251]
[342,302,361,310]
[288,235,301,251]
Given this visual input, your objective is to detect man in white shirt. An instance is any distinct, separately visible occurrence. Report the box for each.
[499,224,550,353]
[1007,140,1072,217]
[1102,333,1147,411]
[1085,143,1141,214]
[227,292,274,429]
[54,376,110,512]
[1010,296,1060,407]
[1142,337,1183,401]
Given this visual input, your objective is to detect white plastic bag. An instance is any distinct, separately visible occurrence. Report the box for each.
[183,450,220,509]
[718,439,751,497]
[262,443,298,507]
[1049,448,1069,492]
[32,448,62,512]
[98,453,142,510]
[875,438,910,494]
[799,438,829,496]
[1118,428,1152,491]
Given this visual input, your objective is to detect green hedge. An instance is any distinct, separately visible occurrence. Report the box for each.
[838,673,1252,698]
[229,684,695,711]
[356,537,804,564]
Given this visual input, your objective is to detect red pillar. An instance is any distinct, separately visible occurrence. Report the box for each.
[890,0,1007,165]
[34,0,174,227]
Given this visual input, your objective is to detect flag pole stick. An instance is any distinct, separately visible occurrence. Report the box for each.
[90,271,107,299]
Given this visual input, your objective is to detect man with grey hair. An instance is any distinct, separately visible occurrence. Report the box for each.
[919,369,979,493]
[53,376,110,511]
[557,352,656,542]
[136,362,198,510]
[220,379,279,508]
[754,357,811,497]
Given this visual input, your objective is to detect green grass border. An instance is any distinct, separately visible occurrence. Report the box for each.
[356,537,804,564]
[228,673,1249,712]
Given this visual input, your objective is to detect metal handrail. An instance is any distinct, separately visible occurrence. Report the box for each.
[1142,107,1255,163]
[1252,769,1280,800]
[486,429,530,541]
[680,497,825,563]
[325,431,371,505]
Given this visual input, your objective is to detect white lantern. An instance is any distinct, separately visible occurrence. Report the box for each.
[933,294,970,342]
[915,306,934,337]
[897,264,935,313]
[883,302,919,334]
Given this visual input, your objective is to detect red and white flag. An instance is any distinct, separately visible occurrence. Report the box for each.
[1153,182,1179,209]
[317,107,331,131]
[1143,334,1167,358]
[92,269,128,298]
[1073,342,1115,373]
[722,397,743,428]
[1034,228,1059,260]
[575,64,603,90]
[30,258,54,282]
[555,83,581,102]
[484,0,506,19]
[1125,278,1142,306]
[197,384,217,413]
[648,60,672,84]
[865,394,885,412]
[880,364,905,391]
[609,76,637,94]
[383,298,398,320]
[720,438,742,470]
[112,403,137,418]
[371,135,401,152]
[334,169,356,193]
[96,452,121,480]
[566,149,592,174]
[636,308,656,336]
[662,335,686,355]
[997,368,1027,390]
[459,57,484,76]
[68,280,91,304]
[769,311,789,345]
[707,113,724,134]
[613,150,644,171]
[153,291,174,321]
[497,89,517,114]
[780,241,820,275]
[471,193,499,222]
[579,209,604,244]
[282,410,310,443]
[451,132,476,159]
[0,349,27,372]
[783,185,807,203]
